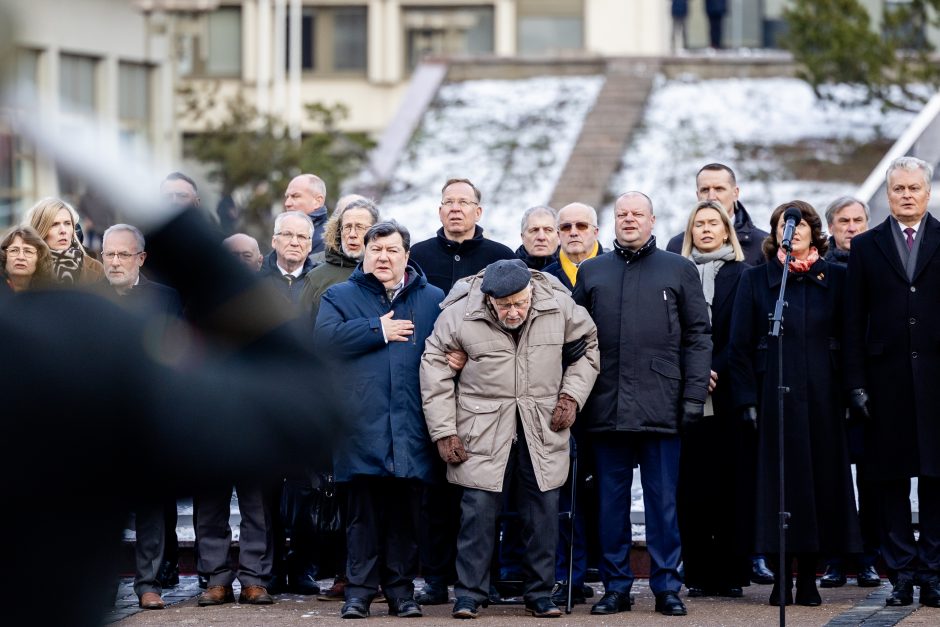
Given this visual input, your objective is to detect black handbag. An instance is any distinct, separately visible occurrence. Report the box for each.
[308,472,342,535]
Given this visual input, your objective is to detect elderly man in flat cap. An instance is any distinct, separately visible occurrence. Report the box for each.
[421,259,600,620]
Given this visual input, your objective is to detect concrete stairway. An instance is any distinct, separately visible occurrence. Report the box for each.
[549,57,661,211]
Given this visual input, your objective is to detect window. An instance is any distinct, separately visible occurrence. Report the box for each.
[402,6,494,72]
[0,124,36,226]
[59,53,98,116]
[179,6,243,77]
[287,6,367,74]
[517,0,583,55]
[118,62,152,155]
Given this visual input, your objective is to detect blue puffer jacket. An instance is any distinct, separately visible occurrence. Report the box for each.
[315,264,444,483]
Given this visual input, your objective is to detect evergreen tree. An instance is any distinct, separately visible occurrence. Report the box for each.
[783,0,940,111]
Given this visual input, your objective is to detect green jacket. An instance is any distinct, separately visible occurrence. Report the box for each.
[301,246,360,326]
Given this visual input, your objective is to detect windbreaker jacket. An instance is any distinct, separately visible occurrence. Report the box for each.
[420,269,599,493]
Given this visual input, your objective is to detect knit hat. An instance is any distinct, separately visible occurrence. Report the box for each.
[480,259,532,298]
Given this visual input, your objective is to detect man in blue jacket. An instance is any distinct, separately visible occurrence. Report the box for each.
[315,221,444,619]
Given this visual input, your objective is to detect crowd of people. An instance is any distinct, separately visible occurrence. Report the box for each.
[3,157,936,620]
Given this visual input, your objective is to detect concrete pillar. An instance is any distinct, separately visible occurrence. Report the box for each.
[257,0,271,114]
[494,0,516,56]
[288,0,302,139]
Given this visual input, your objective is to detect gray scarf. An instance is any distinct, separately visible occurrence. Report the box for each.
[690,245,736,322]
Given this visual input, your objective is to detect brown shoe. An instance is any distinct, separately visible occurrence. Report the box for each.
[239,585,275,605]
[317,577,347,602]
[198,585,235,606]
[138,592,165,610]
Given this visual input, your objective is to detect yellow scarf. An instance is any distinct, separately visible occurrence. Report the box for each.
[559,241,599,286]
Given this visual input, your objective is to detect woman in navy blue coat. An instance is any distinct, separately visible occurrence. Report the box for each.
[729,201,862,607]
[675,200,751,598]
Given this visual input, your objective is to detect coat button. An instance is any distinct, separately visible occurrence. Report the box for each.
[911,286,917,292]
[454,254,461,261]
[910,318,917,325]
[912,351,919,359]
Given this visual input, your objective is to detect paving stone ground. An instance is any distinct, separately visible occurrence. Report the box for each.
[108,577,940,626]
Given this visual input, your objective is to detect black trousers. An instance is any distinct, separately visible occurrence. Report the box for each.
[133,502,165,597]
[345,477,423,601]
[418,472,461,586]
[455,431,559,604]
[196,483,273,587]
[879,476,940,580]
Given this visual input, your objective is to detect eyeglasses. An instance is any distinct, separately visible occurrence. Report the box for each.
[441,199,479,209]
[559,221,597,233]
[342,223,371,235]
[276,231,311,243]
[492,298,531,313]
[102,251,142,261]
[6,246,37,258]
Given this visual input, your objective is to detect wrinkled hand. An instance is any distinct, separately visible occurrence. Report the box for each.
[446,350,468,371]
[849,388,870,420]
[681,400,705,429]
[551,393,578,431]
[561,338,587,368]
[708,370,718,394]
[436,435,468,464]
[742,406,757,431]
[380,310,414,342]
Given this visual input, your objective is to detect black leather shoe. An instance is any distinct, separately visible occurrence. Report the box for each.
[885,579,914,606]
[156,560,179,588]
[590,590,632,615]
[795,579,822,606]
[415,582,449,605]
[389,597,423,617]
[525,596,562,618]
[292,567,320,596]
[719,587,744,598]
[551,582,586,605]
[655,591,687,616]
[452,596,480,619]
[686,586,710,597]
[769,582,793,606]
[267,572,288,595]
[751,557,776,585]
[820,564,847,588]
[919,576,940,608]
[341,597,371,618]
[857,565,881,587]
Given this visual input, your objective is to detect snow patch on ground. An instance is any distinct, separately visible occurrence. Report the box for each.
[605,77,918,245]
[380,75,605,245]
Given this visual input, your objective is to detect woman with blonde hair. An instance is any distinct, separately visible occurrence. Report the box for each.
[24,197,104,285]
[676,200,752,598]
[0,225,54,292]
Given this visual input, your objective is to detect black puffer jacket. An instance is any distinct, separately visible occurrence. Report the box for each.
[572,241,712,433]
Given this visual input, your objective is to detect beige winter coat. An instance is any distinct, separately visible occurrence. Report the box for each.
[420,269,600,493]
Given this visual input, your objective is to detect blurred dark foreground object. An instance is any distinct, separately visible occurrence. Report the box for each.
[0,207,340,627]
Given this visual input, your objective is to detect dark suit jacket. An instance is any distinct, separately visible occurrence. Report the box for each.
[844,213,940,479]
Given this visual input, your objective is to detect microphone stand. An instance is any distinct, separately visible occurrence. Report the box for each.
[769,244,792,627]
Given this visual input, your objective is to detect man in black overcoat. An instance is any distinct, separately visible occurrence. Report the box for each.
[844,156,940,607]
[573,191,712,617]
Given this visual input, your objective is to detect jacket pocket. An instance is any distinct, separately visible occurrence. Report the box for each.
[456,395,502,456]
[650,356,681,380]
[534,395,570,454]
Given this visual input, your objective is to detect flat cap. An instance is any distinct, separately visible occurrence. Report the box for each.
[480,259,532,298]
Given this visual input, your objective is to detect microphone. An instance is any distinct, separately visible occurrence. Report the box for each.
[779,207,803,252]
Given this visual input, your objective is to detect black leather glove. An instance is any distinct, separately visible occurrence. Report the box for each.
[561,337,587,368]
[742,406,757,430]
[848,388,870,420]
[681,400,705,429]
